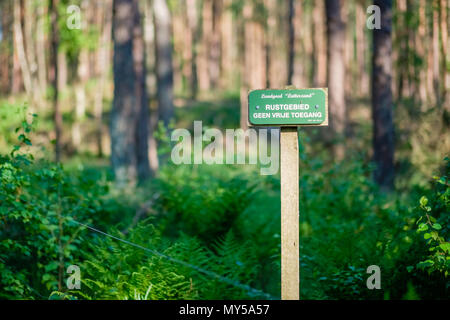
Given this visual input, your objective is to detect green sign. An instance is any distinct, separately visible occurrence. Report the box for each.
[248,88,328,126]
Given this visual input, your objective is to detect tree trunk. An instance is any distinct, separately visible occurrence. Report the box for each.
[432,1,440,106]
[73,49,89,150]
[172,9,183,93]
[13,0,33,102]
[57,54,68,97]
[395,0,407,101]
[209,0,222,88]
[181,0,193,94]
[12,37,23,94]
[153,0,174,127]
[49,0,62,162]
[220,0,233,89]
[111,0,139,185]
[439,0,448,107]
[291,0,304,87]
[371,0,395,191]
[287,0,295,85]
[198,0,212,91]
[36,2,47,101]
[94,0,113,157]
[186,0,199,99]
[111,0,151,185]
[24,0,41,106]
[427,3,435,105]
[73,0,94,152]
[265,0,275,88]
[133,0,151,180]
[313,1,327,87]
[0,0,13,94]
[143,0,159,173]
[417,0,427,104]
[325,0,346,159]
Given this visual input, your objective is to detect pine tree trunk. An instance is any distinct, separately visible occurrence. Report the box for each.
[198,0,212,91]
[153,0,174,127]
[220,0,233,89]
[133,0,151,180]
[372,0,395,191]
[291,0,304,87]
[313,1,327,87]
[209,0,222,88]
[432,1,440,106]
[111,0,139,185]
[94,0,113,158]
[287,0,295,85]
[48,0,62,162]
[13,0,33,102]
[0,0,13,94]
[73,49,88,150]
[143,0,159,173]
[111,0,150,184]
[24,0,40,106]
[265,0,275,88]
[417,0,427,105]
[439,0,448,107]
[36,2,47,101]
[325,0,346,159]
[186,0,199,99]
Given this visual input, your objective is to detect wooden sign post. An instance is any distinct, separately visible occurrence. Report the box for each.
[248,88,328,300]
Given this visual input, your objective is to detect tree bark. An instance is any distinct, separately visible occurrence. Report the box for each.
[371,0,395,191]
[94,0,113,157]
[73,48,88,150]
[220,0,233,89]
[287,0,295,85]
[325,0,346,159]
[313,1,327,87]
[49,0,62,162]
[143,0,159,173]
[209,0,222,88]
[133,0,151,180]
[111,0,139,185]
[0,0,13,94]
[23,0,40,105]
[198,0,212,91]
[13,0,33,102]
[186,0,200,99]
[111,0,151,185]
[291,0,304,87]
[36,2,47,101]
[432,1,440,106]
[417,0,427,104]
[265,0,275,88]
[439,0,448,107]
[153,0,174,127]
[186,0,199,99]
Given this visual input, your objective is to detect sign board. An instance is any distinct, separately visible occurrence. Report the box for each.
[248,88,328,126]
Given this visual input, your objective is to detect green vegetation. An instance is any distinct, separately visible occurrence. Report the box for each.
[1,106,448,300]
[1,0,449,302]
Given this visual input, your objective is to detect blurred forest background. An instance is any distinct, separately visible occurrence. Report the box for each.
[0,0,449,300]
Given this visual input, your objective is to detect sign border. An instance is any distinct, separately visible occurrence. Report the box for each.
[247,88,329,127]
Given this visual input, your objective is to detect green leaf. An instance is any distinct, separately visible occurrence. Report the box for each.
[419,196,428,207]
[432,223,442,230]
[431,231,439,240]
[439,243,450,253]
